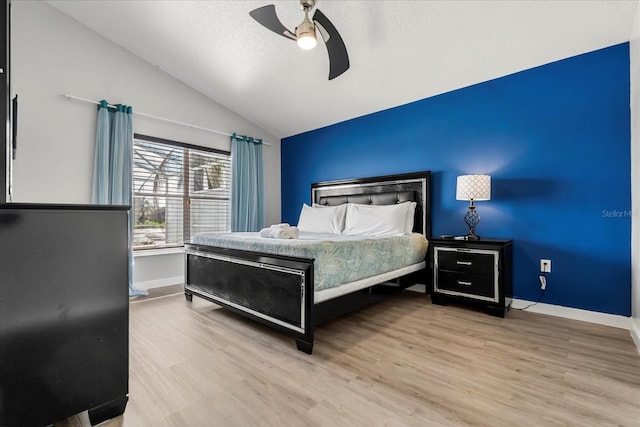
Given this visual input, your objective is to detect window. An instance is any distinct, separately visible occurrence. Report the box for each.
[133,134,231,250]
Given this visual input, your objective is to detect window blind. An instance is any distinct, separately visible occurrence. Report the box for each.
[132,134,231,249]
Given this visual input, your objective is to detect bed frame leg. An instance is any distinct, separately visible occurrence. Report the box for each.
[295,339,313,354]
[184,291,193,302]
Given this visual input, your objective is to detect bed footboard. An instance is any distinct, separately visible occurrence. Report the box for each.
[184,243,315,353]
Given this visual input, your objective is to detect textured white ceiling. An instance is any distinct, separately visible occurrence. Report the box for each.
[47,0,638,139]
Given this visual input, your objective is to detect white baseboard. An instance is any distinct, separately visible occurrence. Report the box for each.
[631,317,640,353]
[134,275,183,291]
[511,299,631,330]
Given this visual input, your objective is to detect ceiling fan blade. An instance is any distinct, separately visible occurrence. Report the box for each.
[312,9,350,80]
[249,5,296,41]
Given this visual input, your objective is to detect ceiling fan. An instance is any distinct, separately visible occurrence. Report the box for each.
[249,0,350,80]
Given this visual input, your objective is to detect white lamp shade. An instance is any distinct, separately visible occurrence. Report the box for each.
[456,175,491,201]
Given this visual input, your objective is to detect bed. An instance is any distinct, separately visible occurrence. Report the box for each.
[184,171,432,354]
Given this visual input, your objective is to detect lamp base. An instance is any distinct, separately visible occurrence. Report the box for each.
[464,204,480,240]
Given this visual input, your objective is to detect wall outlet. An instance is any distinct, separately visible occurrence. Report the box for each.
[540,259,551,273]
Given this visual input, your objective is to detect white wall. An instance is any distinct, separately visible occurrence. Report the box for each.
[630,1,640,351]
[12,1,281,289]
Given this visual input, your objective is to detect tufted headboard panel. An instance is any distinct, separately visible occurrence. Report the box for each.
[316,191,416,207]
[311,171,431,238]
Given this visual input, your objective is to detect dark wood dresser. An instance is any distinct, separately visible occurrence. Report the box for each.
[0,204,130,426]
[0,2,128,424]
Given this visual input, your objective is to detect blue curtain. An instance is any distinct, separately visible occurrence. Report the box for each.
[231,133,265,232]
[91,100,147,297]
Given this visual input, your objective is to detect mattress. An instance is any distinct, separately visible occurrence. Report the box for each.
[191,232,428,291]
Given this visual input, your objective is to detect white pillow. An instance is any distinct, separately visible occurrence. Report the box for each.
[343,202,413,236]
[297,204,347,234]
[405,201,417,234]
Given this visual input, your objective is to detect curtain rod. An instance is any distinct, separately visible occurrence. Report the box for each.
[60,93,272,146]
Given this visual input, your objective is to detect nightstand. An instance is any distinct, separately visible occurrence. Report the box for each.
[431,238,513,317]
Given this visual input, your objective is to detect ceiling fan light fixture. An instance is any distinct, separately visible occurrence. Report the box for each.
[249,0,350,79]
[296,15,317,50]
[297,32,317,50]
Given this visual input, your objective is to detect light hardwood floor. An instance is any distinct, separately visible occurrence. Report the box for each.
[65,291,640,426]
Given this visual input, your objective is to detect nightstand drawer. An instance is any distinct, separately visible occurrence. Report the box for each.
[436,271,497,300]
[436,249,495,275]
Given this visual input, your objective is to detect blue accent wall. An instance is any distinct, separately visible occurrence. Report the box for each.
[281,43,631,316]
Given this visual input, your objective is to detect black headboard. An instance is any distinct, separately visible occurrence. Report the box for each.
[311,171,432,238]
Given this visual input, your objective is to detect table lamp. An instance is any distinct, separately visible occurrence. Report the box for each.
[456,174,491,240]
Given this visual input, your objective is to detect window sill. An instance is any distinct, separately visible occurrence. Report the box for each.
[133,247,185,257]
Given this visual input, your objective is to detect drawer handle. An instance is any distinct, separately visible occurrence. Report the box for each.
[456,261,472,266]
[457,280,473,286]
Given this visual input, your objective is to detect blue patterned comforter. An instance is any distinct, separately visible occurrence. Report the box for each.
[191,232,428,291]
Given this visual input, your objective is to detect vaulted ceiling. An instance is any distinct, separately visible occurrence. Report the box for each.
[48,0,638,139]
